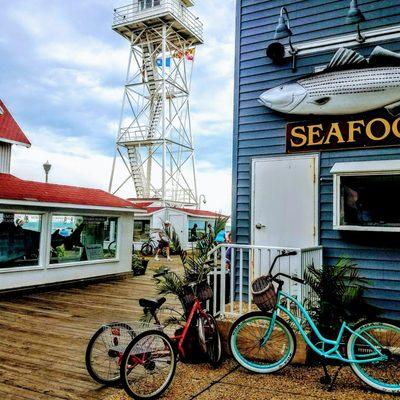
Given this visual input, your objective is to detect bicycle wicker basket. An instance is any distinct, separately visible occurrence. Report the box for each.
[251,275,277,312]
[180,280,213,313]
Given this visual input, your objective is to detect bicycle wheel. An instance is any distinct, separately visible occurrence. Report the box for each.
[347,321,400,394]
[120,330,177,400]
[86,323,134,385]
[141,243,153,257]
[229,311,296,373]
[198,312,222,367]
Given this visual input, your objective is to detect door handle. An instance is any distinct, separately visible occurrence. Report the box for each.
[255,223,266,230]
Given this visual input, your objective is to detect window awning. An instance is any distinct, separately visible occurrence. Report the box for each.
[330,160,400,175]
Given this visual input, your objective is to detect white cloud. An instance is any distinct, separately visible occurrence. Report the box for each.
[197,167,232,215]
[38,39,127,75]
[3,0,235,215]
[12,137,231,215]
[36,68,123,109]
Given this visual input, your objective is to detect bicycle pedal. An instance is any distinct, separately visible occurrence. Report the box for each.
[319,375,331,385]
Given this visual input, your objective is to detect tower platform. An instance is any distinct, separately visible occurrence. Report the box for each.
[113,0,203,45]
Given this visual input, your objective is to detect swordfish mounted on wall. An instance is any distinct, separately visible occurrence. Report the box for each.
[259,46,400,116]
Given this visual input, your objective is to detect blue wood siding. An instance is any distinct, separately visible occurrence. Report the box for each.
[232,0,400,320]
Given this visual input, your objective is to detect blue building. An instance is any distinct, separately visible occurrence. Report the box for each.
[232,0,400,320]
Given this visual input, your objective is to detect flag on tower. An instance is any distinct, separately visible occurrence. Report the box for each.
[172,48,196,61]
[185,48,196,61]
[156,57,171,67]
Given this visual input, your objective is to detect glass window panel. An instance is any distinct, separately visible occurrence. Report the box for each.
[340,175,400,227]
[133,220,151,241]
[188,219,208,242]
[0,212,41,269]
[50,215,118,264]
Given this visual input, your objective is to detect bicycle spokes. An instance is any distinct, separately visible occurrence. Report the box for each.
[86,324,134,385]
[349,322,400,392]
[122,333,176,398]
[231,314,295,372]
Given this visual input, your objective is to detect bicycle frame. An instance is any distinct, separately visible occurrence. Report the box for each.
[170,298,210,358]
[262,290,387,364]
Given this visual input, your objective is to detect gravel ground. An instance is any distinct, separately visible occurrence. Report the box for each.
[105,359,397,400]
[104,258,397,400]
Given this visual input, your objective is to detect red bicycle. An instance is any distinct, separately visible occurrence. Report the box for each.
[120,269,221,399]
[85,269,221,399]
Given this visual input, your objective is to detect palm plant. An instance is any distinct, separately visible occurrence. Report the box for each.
[154,216,229,298]
[304,257,377,338]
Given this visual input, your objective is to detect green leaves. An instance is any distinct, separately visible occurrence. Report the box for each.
[154,216,228,298]
[304,257,377,337]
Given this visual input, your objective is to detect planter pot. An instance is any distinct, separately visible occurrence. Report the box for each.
[132,259,149,276]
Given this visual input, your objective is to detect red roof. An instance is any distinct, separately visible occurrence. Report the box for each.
[0,174,136,210]
[0,100,31,147]
[133,201,155,209]
[137,204,225,218]
[178,208,225,218]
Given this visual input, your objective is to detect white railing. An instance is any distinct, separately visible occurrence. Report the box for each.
[120,126,160,143]
[207,244,323,319]
[113,0,203,42]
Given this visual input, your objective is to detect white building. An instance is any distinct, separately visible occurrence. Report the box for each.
[0,99,143,291]
[130,199,225,250]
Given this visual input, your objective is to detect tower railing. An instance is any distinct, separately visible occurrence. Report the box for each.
[113,0,203,42]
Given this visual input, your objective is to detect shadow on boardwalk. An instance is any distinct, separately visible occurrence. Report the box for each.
[0,257,181,400]
[0,256,396,400]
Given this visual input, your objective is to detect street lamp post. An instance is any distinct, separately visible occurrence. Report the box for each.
[43,161,52,183]
[198,194,207,210]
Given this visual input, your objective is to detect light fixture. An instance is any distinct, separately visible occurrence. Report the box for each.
[198,194,207,210]
[346,0,366,43]
[43,161,51,183]
[267,7,297,71]
[274,7,293,40]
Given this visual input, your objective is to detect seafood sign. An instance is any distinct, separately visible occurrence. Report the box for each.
[286,114,400,153]
[260,46,400,116]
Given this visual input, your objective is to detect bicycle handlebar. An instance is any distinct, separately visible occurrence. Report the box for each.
[272,272,305,285]
[267,250,298,275]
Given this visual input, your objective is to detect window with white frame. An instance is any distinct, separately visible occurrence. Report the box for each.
[50,215,118,264]
[133,219,150,241]
[0,212,41,269]
[332,161,400,232]
[188,218,211,242]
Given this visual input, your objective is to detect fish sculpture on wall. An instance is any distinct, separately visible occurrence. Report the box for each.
[259,46,400,116]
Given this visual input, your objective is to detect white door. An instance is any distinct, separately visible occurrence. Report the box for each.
[252,154,318,248]
[169,214,187,248]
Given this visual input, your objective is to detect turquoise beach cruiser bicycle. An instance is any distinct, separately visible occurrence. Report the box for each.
[229,251,400,394]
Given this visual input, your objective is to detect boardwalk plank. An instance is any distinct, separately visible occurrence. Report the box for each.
[0,259,183,399]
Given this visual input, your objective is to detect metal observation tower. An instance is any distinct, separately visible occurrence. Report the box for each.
[109,0,203,207]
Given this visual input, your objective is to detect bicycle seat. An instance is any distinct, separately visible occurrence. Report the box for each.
[139,297,166,310]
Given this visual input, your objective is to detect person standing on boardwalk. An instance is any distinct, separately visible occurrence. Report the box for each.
[190,223,198,242]
[207,223,214,238]
[154,221,172,261]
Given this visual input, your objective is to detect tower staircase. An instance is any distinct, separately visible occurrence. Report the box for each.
[124,45,164,197]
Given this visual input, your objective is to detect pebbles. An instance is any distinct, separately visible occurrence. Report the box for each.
[104,359,396,400]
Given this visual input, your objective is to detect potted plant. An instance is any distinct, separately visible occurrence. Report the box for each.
[154,216,230,308]
[304,257,378,362]
[132,253,149,276]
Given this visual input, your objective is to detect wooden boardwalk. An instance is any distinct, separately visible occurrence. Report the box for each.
[0,260,182,400]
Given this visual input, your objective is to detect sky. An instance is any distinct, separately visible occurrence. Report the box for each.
[0,0,235,214]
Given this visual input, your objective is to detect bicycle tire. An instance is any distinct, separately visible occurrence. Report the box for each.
[229,311,296,373]
[120,330,177,400]
[347,320,400,394]
[140,243,153,257]
[198,312,222,367]
[86,323,135,386]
